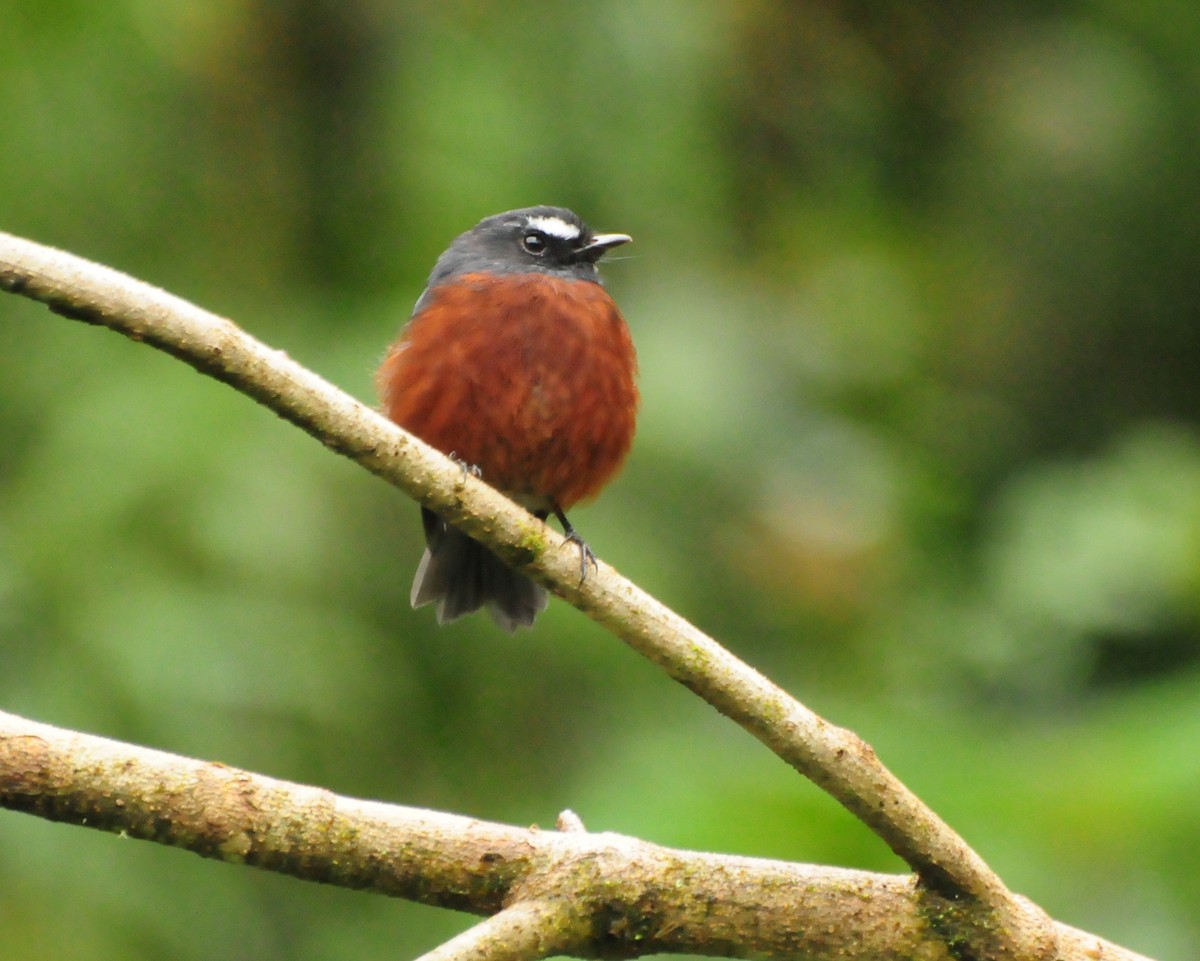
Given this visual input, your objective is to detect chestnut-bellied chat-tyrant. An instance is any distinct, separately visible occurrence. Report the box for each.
[377,207,638,631]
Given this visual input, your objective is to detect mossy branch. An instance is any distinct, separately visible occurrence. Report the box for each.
[0,232,1153,961]
[0,710,1151,961]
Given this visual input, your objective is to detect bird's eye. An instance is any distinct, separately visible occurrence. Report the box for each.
[522,231,547,255]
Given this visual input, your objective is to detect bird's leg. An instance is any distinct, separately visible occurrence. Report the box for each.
[552,504,597,582]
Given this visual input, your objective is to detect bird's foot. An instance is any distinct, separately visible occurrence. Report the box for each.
[553,506,597,583]
[564,529,597,582]
[447,452,483,479]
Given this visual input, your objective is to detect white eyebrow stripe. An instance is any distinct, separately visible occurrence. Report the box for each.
[524,215,581,240]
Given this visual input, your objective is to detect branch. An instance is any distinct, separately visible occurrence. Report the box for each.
[0,231,1144,960]
[413,903,580,961]
[0,711,1151,961]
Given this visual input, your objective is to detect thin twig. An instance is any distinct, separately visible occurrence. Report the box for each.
[413,903,579,961]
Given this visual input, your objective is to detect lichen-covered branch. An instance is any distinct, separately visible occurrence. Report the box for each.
[0,232,1153,961]
[0,711,1151,961]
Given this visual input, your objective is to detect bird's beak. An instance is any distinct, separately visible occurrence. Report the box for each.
[581,232,632,259]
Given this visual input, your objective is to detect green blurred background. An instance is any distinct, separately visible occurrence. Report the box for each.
[2,1,1198,958]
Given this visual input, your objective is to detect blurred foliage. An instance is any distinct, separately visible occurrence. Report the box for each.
[2,1,1199,958]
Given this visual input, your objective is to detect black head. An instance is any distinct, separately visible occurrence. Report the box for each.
[424,206,631,289]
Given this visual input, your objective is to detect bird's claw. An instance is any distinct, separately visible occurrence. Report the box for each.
[447,452,483,479]
[564,529,597,583]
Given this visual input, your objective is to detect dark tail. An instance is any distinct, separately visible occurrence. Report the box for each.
[410,508,548,632]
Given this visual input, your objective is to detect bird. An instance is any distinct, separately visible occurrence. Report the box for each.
[376,206,638,631]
